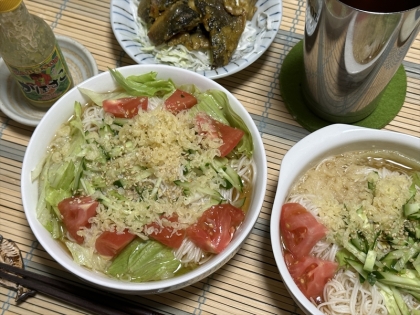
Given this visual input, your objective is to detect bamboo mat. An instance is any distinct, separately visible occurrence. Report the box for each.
[1,0,419,314]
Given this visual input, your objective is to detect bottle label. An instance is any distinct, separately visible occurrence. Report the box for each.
[6,43,73,105]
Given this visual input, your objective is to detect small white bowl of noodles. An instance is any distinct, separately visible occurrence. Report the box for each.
[270,124,420,315]
[21,64,267,294]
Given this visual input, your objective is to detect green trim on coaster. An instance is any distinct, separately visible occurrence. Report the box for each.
[279,40,407,132]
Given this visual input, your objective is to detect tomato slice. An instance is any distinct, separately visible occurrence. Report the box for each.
[216,121,245,157]
[186,204,245,254]
[145,214,185,249]
[164,89,197,114]
[58,196,98,244]
[286,253,338,299]
[195,112,219,137]
[195,112,244,157]
[95,229,136,257]
[102,96,148,118]
[280,203,327,259]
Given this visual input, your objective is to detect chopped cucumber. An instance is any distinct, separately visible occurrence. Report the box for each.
[174,180,224,201]
[211,158,243,192]
[405,203,420,218]
[364,250,377,272]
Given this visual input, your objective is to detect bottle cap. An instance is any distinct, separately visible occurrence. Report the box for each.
[0,0,22,13]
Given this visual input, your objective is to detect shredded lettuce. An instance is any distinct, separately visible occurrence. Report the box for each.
[34,102,85,237]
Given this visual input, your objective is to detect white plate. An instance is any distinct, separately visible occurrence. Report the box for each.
[0,35,98,127]
[110,0,282,79]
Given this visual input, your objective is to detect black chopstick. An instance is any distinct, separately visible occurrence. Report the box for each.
[0,262,163,315]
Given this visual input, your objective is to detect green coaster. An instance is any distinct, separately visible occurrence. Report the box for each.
[279,40,407,132]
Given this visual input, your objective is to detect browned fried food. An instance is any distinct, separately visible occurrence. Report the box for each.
[147,1,201,45]
[195,0,246,68]
[138,0,178,24]
[167,25,210,50]
[138,0,256,67]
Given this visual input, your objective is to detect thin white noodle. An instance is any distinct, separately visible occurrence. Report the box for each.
[82,106,104,132]
[404,294,420,310]
[174,238,211,264]
[233,155,254,183]
[288,194,388,314]
[81,103,254,267]
[288,194,321,217]
[220,187,232,202]
[317,269,387,315]
[174,156,254,264]
[148,96,164,111]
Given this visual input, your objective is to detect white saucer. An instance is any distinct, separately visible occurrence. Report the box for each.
[0,35,98,127]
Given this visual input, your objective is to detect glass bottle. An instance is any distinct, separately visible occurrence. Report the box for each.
[0,0,73,108]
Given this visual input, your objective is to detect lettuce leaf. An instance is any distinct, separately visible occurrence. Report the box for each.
[65,241,111,271]
[106,239,181,282]
[109,69,175,97]
[78,88,130,107]
[35,102,86,236]
[78,69,176,105]
[193,90,253,157]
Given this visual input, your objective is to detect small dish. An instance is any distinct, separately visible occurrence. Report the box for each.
[110,0,282,79]
[0,35,98,127]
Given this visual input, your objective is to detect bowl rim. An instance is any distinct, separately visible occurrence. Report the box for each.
[21,64,268,293]
[270,124,420,314]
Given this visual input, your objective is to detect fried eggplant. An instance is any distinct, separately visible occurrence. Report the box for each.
[147,1,201,45]
[138,0,256,67]
[195,0,246,68]
[167,25,210,50]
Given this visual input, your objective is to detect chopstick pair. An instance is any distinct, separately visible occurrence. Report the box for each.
[0,262,163,315]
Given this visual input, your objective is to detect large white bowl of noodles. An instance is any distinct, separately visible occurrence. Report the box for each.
[21,64,267,294]
[270,124,420,314]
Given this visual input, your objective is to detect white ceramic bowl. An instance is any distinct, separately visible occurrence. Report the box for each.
[21,64,267,294]
[270,124,420,314]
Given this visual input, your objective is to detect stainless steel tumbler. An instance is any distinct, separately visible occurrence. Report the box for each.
[302,0,420,123]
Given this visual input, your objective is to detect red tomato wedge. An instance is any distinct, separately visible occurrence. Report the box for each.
[195,112,219,137]
[102,96,148,118]
[164,89,197,114]
[58,196,98,244]
[95,230,136,257]
[195,112,244,157]
[186,204,245,254]
[280,203,327,259]
[286,252,338,299]
[145,214,185,249]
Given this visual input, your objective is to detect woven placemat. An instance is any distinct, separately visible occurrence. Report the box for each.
[279,40,407,132]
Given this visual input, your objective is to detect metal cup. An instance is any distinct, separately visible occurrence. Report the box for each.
[302,0,420,123]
